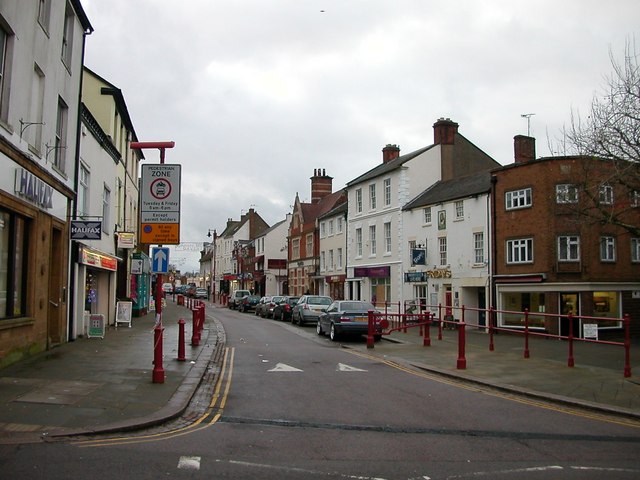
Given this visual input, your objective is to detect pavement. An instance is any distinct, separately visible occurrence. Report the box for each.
[0,298,639,444]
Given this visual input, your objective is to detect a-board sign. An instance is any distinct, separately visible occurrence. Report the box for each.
[87,314,105,338]
[116,301,132,328]
[583,323,599,340]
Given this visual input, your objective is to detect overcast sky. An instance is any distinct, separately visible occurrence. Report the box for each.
[80,0,639,273]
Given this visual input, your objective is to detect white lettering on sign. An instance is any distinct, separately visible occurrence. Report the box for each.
[14,168,54,209]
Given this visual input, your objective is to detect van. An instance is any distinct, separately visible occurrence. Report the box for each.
[229,290,251,309]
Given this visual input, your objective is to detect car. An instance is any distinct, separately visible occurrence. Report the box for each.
[272,296,300,321]
[263,295,284,318]
[239,294,261,313]
[185,285,197,297]
[162,282,173,294]
[316,300,382,341]
[175,285,187,295]
[228,289,251,309]
[254,296,273,317]
[291,295,332,326]
[194,287,208,299]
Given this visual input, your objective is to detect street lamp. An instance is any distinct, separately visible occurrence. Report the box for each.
[207,229,217,302]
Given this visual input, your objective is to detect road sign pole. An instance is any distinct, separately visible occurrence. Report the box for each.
[131,141,175,385]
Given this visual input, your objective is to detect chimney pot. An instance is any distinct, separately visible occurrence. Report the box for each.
[433,118,459,145]
[310,169,333,203]
[382,144,400,163]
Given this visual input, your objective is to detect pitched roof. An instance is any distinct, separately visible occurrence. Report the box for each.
[403,171,493,210]
[346,144,435,186]
[318,197,347,220]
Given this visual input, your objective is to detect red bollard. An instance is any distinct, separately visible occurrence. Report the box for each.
[366,310,375,349]
[152,324,165,383]
[191,308,200,346]
[567,313,575,367]
[523,308,530,359]
[624,314,632,378]
[456,320,467,369]
[423,313,431,347]
[177,318,186,361]
[198,304,205,333]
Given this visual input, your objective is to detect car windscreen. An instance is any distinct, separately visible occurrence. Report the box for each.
[341,302,374,311]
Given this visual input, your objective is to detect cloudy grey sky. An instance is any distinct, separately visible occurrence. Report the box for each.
[81,0,639,272]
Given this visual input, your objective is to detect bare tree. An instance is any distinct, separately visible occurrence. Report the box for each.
[556,40,640,237]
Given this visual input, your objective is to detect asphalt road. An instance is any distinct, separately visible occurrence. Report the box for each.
[1,307,639,479]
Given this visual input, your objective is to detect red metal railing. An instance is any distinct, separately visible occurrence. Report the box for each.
[368,303,632,377]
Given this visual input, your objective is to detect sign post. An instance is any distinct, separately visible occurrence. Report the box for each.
[130,141,176,384]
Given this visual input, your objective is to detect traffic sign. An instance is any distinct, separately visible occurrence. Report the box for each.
[151,247,170,273]
[141,164,181,244]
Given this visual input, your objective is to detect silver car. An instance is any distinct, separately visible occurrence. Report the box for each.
[291,295,332,326]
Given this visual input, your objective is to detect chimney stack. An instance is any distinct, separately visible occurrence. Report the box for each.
[433,117,459,145]
[382,144,400,163]
[310,168,333,203]
[514,135,536,163]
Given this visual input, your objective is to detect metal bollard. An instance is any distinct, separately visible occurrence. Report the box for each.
[152,324,165,383]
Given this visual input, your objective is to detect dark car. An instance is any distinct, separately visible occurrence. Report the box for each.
[316,300,381,341]
[262,295,285,318]
[238,294,261,313]
[291,295,332,326]
[272,296,300,321]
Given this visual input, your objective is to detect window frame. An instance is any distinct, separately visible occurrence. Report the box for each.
[369,225,376,256]
[355,188,363,213]
[599,184,614,205]
[600,236,616,262]
[438,237,447,266]
[557,235,580,262]
[505,188,532,210]
[355,228,362,257]
[455,200,464,220]
[556,184,579,204]
[369,184,376,210]
[506,238,534,264]
[78,163,90,218]
[384,222,391,254]
[102,185,110,234]
[423,207,432,224]
[473,232,484,265]
[631,238,640,263]
[384,178,391,206]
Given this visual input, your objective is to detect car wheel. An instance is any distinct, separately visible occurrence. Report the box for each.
[316,321,323,336]
[330,323,339,341]
[279,311,285,321]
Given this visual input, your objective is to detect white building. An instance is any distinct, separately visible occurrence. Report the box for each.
[253,214,290,296]
[0,0,92,366]
[344,118,499,311]
[318,202,348,299]
[402,172,493,326]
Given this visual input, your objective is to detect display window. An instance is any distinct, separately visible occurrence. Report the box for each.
[0,209,29,319]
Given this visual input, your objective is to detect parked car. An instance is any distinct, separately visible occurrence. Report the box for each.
[194,287,208,299]
[263,295,284,318]
[185,285,197,297]
[175,285,187,295]
[291,295,332,326]
[254,296,272,316]
[272,296,300,321]
[228,289,251,309]
[162,282,173,294]
[239,294,261,313]
[316,300,381,341]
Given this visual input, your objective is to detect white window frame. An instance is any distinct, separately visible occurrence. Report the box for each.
[423,207,432,224]
[455,200,464,220]
[558,235,580,262]
[320,221,326,238]
[369,225,376,255]
[102,185,111,234]
[369,184,376,210]
[337,217,343,233]
[320,251,325,271]
[54,97,68,173]
[505,188,532,210]
[356,188,363,213]
[384,222,391,254]
[506,238,533,264]
[306,234,313,257]
[61,2,74,68]
[328,219,334,236]
[556,184,578,204]
[384,178,391,206]
[600,236,616,262]
[355,228,362,257]
[439,237,447,266]
[473,232,484,265]
[632,238,640,263]
[328,250,334,271]
[337,247,343,269]
[599,184,614,205]
[78,163,90,218]
[292,238,300,259]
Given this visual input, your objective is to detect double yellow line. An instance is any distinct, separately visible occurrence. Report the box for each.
[73,347,235,448]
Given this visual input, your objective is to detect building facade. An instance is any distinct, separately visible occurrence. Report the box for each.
[318,201,348,299]
[0,1,92,367]
[492,136,640,338]
[253,214,290,297]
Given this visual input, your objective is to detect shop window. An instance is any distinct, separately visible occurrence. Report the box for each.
[0,209,29,319]
[370,277,390,305]
[500,292,546,328]
[592,291,621,328]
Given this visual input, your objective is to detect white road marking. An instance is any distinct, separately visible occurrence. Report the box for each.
[337,363,367,372]
[177,456,201,470]
[268,363,303,372]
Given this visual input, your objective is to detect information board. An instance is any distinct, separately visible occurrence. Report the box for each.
[87,314,105,338]
[116,301,133,328]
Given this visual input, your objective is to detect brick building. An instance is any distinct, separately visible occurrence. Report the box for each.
[492,136,640,338]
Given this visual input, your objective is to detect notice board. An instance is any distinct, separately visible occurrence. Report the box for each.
[116,301,133,328]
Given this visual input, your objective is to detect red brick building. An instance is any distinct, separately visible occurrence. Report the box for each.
[288,170,346,296]
[492,136,640,338]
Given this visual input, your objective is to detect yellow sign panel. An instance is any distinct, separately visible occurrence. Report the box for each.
[140,223,180,245]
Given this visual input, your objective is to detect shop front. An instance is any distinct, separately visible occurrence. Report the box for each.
[74,245,119,336]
